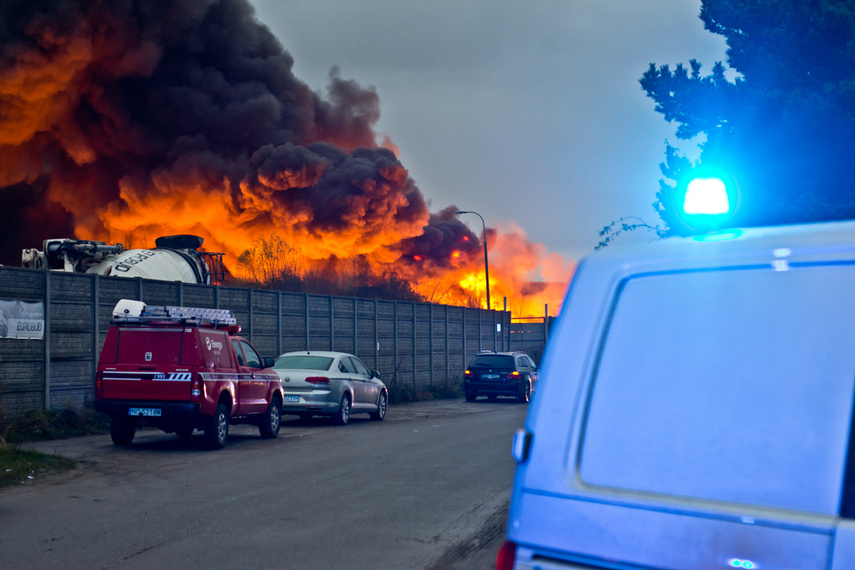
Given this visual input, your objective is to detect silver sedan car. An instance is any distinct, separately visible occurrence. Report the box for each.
[271,351,387,425]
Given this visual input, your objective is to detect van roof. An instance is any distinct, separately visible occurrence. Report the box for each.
[586,219,855,270]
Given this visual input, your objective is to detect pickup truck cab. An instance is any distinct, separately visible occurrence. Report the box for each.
[95,299,283,449]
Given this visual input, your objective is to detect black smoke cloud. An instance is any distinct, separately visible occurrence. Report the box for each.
[0,0,478,266]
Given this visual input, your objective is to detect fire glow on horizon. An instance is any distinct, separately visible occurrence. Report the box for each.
[0,0,574,317]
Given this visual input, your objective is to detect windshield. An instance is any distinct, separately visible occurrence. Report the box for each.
[273,355,334,371]
[469,355,514,368]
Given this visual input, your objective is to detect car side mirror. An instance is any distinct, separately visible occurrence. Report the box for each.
[370,370,380,379]
[264,356,275,368]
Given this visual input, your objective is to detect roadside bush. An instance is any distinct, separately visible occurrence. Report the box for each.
[387,377,416,405]
[0,407,109,447]
[419,376,462,401]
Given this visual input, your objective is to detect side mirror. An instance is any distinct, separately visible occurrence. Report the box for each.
[370,370,380,379]
[264,356,275,368]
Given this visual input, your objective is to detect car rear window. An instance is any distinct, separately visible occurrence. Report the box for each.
[274,355,333,371]
[578,264,855,515]
[469,355,514,368]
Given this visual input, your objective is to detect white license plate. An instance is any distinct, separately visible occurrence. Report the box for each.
[283,395,300,402]
[482,374,500,379]
[128,407,161,417]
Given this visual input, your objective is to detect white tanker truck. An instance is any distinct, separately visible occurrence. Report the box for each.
[21,235,224,284]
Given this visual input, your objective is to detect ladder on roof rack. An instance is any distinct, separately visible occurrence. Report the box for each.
[111,299,237,327]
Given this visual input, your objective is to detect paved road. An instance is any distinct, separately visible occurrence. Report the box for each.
[1,399,526,569]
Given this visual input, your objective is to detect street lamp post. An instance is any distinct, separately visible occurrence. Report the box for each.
[455,210,490,311]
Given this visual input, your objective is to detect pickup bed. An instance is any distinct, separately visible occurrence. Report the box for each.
[94,300,283,449]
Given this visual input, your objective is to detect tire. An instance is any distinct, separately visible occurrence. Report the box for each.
[333,394,351,426]
[259,398,282,439]
[518,380,532,403]
[204,403,229,449]
[465,391,477,403]
[110,416,135,446]
[370,391,387,421]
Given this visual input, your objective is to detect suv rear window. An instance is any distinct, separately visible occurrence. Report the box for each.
[469,355,514,368]
[579,264,855,515]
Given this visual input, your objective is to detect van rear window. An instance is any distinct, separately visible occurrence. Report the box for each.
[579,264,855,515]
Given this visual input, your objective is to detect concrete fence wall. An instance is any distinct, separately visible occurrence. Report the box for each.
[0,266,511,417]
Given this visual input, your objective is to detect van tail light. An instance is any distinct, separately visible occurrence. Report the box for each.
[496,540,517,570]
[306,376,332,385]
[191,374,203,398]
[95,372,103,398]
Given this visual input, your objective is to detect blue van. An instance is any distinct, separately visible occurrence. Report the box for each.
[501,220,855,569]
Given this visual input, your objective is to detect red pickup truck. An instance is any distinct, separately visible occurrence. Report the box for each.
[94,300,283,449]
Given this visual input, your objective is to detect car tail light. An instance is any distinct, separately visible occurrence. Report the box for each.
[95,372,103,398]
[464,369,473,378]
[496,540,517,570]
[306,376,332,385]
[191,374,203,397]
[507,371,521,379]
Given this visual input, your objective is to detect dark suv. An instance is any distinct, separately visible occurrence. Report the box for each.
[464,351,538,403]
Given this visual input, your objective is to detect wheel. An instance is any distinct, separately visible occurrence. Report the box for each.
[333,394,351,426]
[370,391,387,421]
[259,398,282,438]
[204,403,229,449]
[110,416,135,446]
[465,392,477,402]
[176,426,194,437]
[518,380,532,403]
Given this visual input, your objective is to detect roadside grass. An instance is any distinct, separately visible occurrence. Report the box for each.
[0,407,109,487]
[0,447,76,487]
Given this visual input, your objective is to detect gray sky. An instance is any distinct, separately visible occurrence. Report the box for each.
[248,0,728,261]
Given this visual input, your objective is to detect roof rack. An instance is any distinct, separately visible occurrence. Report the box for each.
[111,299,238,329]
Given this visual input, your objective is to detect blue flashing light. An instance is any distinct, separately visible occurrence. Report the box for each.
[684,178,730,215]
[674,169,739,233]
